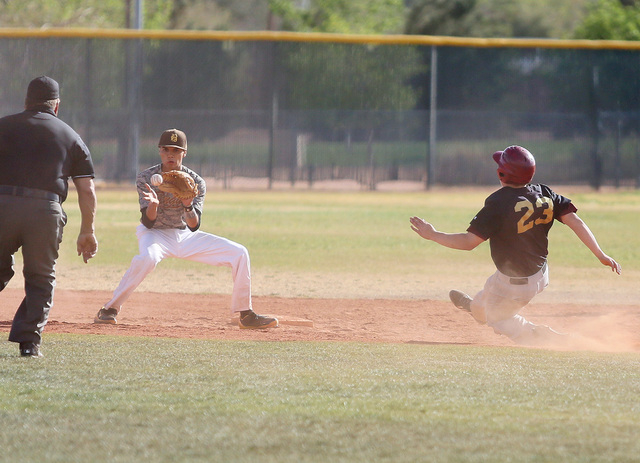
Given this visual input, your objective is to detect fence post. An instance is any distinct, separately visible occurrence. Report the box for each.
[268,92,278,189]
[427,45,438,190]
[367,129,376,190]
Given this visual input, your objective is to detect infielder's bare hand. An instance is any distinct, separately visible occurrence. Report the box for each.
[142,183,159,205]
[77,232,98,263]
[142,183,160,222]
[410,216,437,240]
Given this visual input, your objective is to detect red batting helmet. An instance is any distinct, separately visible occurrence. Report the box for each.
[492,145,536,185]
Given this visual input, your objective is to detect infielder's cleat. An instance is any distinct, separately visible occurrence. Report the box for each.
[20,342,43,358]
[238,310,279,329]
[449,290,472,312]
[94,307,118,324]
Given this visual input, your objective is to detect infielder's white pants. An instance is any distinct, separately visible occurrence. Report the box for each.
[471,264,549,344]
[105,224,252,313]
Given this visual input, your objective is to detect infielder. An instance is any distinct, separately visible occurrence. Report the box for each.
[94,128,278,329]
[410,145,621,345]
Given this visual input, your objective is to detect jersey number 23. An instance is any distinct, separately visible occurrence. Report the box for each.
[515,197,553,234]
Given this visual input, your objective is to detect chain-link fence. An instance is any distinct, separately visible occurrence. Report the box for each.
[1,30,639,189]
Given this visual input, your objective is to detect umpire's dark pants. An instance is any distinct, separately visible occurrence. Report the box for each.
[0,195,66,345]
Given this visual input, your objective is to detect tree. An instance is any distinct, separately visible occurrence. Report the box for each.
[574,0,640,40]
[0,0,172,29]
[168,0,271,30]
[405,0,477,37]
[571,0,640,188]
[266,0,422,144]
[405,0,593,39]
[269,0,405,34]
[266,0,422,114]
[283,44,420,110]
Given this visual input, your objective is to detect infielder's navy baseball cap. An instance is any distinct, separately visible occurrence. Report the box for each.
[26,76,60,101]
[158,128,187,150]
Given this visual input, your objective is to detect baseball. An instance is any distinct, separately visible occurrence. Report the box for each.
[150,173,163,186]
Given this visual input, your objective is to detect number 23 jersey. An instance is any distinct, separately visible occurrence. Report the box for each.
[468,184,577,277]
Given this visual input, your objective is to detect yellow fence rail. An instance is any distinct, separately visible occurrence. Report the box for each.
[1,27,640,50]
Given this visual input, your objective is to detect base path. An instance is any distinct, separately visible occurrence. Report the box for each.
[1,289,639,351]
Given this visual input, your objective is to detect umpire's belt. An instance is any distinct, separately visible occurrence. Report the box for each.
[0,185,61,203]
[509,262,547,285]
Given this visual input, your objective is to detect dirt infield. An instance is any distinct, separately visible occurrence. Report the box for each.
[1,288,639,352]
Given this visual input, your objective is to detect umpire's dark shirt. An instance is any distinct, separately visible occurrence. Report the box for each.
[0,106,94,202]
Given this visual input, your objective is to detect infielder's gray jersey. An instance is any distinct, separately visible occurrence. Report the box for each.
[136,164,205,230]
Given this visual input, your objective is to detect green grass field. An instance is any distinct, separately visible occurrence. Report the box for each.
[1,335,639,463]
[1,187,639,462]
[40,186,640,303]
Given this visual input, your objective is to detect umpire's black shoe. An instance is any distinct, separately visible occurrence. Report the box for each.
[449,290,472,312]
[20,342,43,358]
[238,310,279,329]
[94,307,118,324]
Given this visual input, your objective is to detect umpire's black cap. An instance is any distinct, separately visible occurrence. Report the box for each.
[26,76,60,102]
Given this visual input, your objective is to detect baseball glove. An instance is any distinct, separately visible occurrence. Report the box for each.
[157,170,198,200]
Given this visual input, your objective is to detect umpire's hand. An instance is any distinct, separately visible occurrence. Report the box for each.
[77,232,98,263]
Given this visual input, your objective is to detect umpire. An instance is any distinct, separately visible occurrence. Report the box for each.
[0,76,98,357]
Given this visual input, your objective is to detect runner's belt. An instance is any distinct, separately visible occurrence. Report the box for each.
[0,185,61,203]
[509,261,547,285]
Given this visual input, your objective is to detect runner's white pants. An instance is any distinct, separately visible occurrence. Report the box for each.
[470,264,549,344]
[105,224,252,313]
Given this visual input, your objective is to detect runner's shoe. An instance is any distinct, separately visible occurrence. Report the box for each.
[449,290,472,313]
